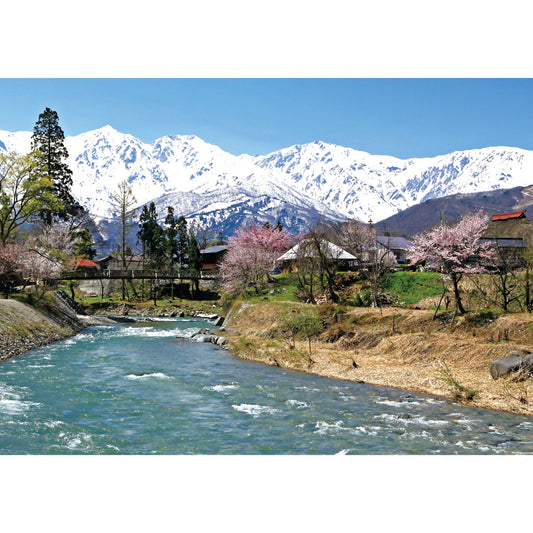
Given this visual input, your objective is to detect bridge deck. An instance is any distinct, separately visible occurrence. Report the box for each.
[59,269,218,281]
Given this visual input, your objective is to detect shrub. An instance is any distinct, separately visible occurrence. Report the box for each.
[353,290,372,307]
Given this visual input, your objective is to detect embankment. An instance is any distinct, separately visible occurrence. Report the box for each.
[0,292,117,361]
[223,302,533,417]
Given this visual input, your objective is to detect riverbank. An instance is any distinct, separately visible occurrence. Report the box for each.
[0,292,118,361]
[222,302,533,417]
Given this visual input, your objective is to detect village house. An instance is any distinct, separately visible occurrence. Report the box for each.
[376,235,414,265]
[74,257,100,271]
[200,245,230,272]
[478,210,532,268]
[482,210,532,242]
[276,240,356,272]
[96,254,144,270]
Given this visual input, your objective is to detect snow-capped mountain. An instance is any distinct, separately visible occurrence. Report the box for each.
[2,126,533,235]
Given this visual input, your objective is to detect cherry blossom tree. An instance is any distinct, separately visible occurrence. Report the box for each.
[220,222,291,295]
[0,242,26,297]
[408,211,494,314]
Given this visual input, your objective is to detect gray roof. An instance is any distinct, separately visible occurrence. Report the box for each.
[200,245,230,255]
[377,236,414,250]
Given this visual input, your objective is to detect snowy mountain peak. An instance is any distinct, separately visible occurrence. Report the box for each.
[1,126,533,236]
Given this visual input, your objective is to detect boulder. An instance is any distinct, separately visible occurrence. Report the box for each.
[214,316,225,327]
[490,351,533,379]
[215,336,228,346]
[195,334,218,343]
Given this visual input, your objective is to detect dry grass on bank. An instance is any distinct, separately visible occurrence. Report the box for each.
[224,302,533,417]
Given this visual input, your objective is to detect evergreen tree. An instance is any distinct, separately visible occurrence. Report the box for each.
[176,216,189,266]
[137,202,164,267]
[31,108,80,223]
[164,206,179,268]
[73,228,96,260]
[137,202,165,304]
[188,232,201,297]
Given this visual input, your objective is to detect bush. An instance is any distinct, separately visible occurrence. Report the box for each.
[277,307,325,356]
[353,290,372,307]
[464,310,497,325]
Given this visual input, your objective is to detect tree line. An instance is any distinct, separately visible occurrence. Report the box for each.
[0,107,206,302]
[109,182,203,303]
[218,211,533,317]
[0,108,92,297]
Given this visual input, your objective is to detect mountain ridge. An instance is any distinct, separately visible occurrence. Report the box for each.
[1,126,533,237]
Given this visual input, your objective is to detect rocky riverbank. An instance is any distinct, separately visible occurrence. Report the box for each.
[87,301,222,320]
[222,302,533,417]
[0,292,119,361]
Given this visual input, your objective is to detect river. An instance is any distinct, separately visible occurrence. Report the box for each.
[0,317,532,454]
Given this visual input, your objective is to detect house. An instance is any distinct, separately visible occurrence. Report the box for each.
[75,257,100,271]
[277,240,356,272]
[376,236,414,265]
[478,210,532,268]
[96,254,144,270]
[200,245,230,272]
[483,210,532,241]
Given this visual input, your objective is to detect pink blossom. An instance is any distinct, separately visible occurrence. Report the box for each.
[220,222,291,295]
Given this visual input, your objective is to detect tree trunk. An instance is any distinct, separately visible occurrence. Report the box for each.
[451,272,466,314]
[526,265,531,313]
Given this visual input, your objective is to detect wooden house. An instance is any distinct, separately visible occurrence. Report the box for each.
[483,210,532,241]
[96,254,144,270]
[200,245,230,272]
[479,210,532,268]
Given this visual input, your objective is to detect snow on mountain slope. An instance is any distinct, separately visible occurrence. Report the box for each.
[252,142,533,222]
[2,126,533,234]
[0,130,33,153]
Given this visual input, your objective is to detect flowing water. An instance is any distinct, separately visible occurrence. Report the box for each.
[0,317,532,454]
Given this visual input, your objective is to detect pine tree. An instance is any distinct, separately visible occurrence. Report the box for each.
[31,108,80,223]
[137,202,165,304]
[176,216,189,267]
[138,202,164,268]
[73,228,96,260]
[164,206,179,269]
[188,232,201,297]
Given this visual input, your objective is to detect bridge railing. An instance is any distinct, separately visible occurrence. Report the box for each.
[58,268,218,281]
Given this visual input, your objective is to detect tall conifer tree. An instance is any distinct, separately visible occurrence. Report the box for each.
[32,107,79,223]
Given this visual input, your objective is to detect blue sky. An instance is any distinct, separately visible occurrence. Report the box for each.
[1,78,533,159]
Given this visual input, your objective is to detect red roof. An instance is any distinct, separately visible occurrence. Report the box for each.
[491,210,527,221]
[75,258,100,269]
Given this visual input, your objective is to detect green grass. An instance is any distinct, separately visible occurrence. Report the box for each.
[241,273,300,303]
[381,271,444,306]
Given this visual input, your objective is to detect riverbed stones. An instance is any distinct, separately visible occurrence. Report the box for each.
[195,334,218,343]
[490,351,533,380]
[190,329,229,348]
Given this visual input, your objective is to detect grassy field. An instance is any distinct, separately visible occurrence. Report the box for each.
[380,271,444,306]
